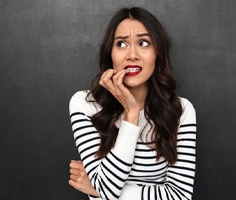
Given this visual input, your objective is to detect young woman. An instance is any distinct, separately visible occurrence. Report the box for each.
[69,7,196,200]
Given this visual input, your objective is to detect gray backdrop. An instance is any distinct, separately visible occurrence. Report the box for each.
[1,0,236,199]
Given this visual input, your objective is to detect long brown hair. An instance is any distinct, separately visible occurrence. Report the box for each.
[87,7,182,165]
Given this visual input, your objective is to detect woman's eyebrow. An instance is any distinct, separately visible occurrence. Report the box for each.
[114,36,129,40]
[136,33,150,37]
[114,33,150,40]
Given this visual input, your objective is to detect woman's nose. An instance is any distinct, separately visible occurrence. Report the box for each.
[127,45,139,61]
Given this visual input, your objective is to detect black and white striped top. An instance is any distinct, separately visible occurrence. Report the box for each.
[69,90,197,200]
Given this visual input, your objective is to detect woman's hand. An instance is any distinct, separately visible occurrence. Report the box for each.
[69,160,99,197]
[99,69,140,125]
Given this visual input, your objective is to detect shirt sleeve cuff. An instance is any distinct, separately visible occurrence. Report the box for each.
[112,120,141,161]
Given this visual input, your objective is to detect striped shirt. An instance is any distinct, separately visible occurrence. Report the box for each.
[69,90,197,200]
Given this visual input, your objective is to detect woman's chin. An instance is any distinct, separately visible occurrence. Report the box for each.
[123,80,148,90]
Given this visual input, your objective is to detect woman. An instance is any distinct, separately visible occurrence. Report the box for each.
[69,7,196,200]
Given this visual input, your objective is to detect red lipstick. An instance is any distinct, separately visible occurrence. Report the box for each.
[124,65,142,76]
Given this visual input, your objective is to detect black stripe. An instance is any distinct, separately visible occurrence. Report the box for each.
[84,158,100,170]
[100,167,122,190]
[110,151,132,167]
[71,118,90,126]
[133,158,167,167]
[141,186,145,200]
[170,165,195,172]
[73,124,94,133]
[74,130,98,141]
[135,148,155,152]
[178,152,195,157]
[88,165,99,177]
[166,186,175,200]
[106,156,130,174]
[148,186,151,200]
[101,162,126,182]
[166,184,182,200]
[80,143,99,155]
[177,159,196,164]
[165,187,170,200]
[99,174,120,198]
[177,138,196,142]
[134,155,157,159]
[167,175,193,188]
[133,162,164,167]
[128,170,166,179]
[89,173,97,193]
[137,142,154,145]
[167,180,192,196]
[168,169,195,179]
[131,163,168,173]
[93,174,97,192]
[127,178,165,185]
[98,178,109,200]
[158,187,163,200]
[76,137,100,149]
[70,111,86,118]
[91,171,97,182]
[178,131,196,135]
[81,151,97,162]
[154,185,157,200]
[180,123,196,128]
[177,145,196,149]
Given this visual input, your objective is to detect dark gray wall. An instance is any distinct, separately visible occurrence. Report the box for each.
[1,0,235,199]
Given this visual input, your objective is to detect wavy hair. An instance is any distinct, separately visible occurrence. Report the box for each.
[87,7,182,165]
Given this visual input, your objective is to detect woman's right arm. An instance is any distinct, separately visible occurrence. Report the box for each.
[69,91,141,200]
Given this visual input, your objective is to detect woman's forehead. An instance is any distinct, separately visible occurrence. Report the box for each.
[114,19,149,36]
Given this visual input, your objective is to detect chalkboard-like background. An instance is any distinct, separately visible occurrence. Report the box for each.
[1,0,235,199]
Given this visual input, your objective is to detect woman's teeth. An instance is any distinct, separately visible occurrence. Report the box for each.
[127,68,142,73]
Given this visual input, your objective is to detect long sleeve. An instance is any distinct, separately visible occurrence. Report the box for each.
[69,91,197,200]
[69,91,141,200]
[119,98,197,200]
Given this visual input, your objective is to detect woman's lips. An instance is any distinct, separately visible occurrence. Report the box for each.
[124,65,142,76]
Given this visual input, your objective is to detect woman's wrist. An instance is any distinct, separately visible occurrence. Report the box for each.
[89,190,99,197]
[123,109,140,125]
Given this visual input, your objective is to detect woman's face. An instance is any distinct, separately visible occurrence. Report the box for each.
[111,18,157,89]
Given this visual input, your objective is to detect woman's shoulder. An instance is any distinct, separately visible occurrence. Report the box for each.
[179,97,196,125]
[71,90,91,101]
[69,90,101,116]
[179,97,194,110]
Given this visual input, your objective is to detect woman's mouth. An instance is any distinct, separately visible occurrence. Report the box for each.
[124,65,142,76]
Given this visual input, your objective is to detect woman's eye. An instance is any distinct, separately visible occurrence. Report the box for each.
[117,41,127,48]
[139,40,149,47]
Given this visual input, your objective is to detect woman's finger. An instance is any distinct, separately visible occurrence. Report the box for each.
[99,69,115,85]
[70,161,84,170]
[70,168,80,176]
[112,70,130,97]
[101,69,116,83]
[113,70,127,86]
[70,174,78,182]
[68,179,76,188]
[100,69,117,93]
[68,179,80,191]
[69,172,86,187]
